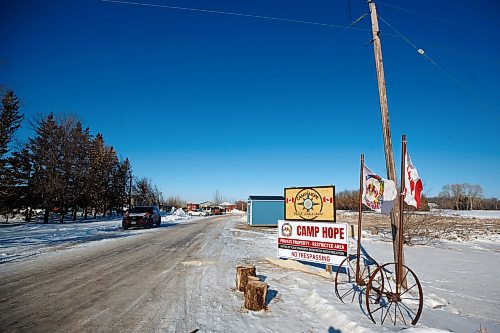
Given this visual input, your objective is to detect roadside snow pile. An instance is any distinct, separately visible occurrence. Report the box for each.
[172,208,188,217]
[0,219,124,263]
[0,210,196,264]
[230,208,243,213]
[162,208,191,223]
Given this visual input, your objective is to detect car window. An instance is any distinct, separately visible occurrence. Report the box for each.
[130,207,151,213]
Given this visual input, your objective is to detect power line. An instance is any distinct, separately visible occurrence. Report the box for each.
[100,0,369,32]
[378,15,498,116]
[377,1,496,36]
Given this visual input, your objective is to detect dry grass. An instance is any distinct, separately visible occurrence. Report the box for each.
[337,211,500,245]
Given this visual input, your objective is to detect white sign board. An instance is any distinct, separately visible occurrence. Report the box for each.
[277,220,348,265]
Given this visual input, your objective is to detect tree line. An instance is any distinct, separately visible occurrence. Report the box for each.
[430,183,498,210]
[0,89,165,223]
[337,183,498,211]
[336,190,430,211]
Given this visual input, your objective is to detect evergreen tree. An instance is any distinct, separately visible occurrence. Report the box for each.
[6,146,33,221]
[28,113,62,223]
[0,90,24,220]
[0,90,23,159]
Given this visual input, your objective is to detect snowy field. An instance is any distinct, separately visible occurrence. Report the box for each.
[1,209,499,332]
[175,213,500,333]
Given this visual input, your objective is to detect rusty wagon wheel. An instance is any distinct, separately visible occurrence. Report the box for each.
[365,263,423,326]
[334,254,381,303]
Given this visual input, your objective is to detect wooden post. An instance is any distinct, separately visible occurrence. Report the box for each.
[244,280,268,311]
[398,135,408,289]
[368,0,403,267]
[236,265,256,292]
[356,154,364,283]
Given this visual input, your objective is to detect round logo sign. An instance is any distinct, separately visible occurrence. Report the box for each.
[281,222,292,237]
[294,188,323,220]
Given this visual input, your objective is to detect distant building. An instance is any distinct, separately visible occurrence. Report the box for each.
[186,203,200,211]
[220,202,237,212]
[247,195,284,227]
[199,201,215,214]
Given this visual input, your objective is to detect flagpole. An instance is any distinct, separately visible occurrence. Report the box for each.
[356,154,364,283]
[397,134,407,294]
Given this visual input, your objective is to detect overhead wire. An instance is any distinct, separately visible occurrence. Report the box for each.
[377,1,495,36]
[378,15,498,116]
[100,0,497,115]
[100,0,369,32]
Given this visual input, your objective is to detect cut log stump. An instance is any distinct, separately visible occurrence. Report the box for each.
[247,276,260,283]
[236,265,256,292]
[244,280,268,311]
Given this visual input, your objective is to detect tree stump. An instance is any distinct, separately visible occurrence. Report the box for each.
[244,280,268,311]
[236,265,256,292]
[247,276,260,283]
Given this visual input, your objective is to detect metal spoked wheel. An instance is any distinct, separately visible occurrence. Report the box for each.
[366,263,423,326]
[335,254,381,303]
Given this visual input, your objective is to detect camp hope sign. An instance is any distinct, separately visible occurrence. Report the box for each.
[284,186,336,222]
[277,220,348,265]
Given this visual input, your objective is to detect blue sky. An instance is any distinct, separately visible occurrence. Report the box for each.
[1,0,499,202]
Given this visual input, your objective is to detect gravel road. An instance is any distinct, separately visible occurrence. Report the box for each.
[0,216,227,333]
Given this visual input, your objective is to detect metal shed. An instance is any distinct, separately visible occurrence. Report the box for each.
[247,195,284,227]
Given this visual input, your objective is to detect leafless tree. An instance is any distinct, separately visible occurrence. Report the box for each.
[234,200,247,211]
[464,183,484,210]
[336,190,357,210]
[213,190,223,204]
[166,196,185,209]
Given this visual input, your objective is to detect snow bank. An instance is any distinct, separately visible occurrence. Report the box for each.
[172,208,188,217]
[0,212,193,264]
[432,209,500,219]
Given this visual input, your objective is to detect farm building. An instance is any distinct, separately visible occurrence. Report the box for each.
[247,195,284,227]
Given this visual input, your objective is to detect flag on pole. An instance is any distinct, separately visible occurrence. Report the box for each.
[403,151,423,208]
[362,165,397,214]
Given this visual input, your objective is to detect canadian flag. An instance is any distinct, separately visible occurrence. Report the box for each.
[403,150,423,208]
[286,197,294,203]
[323,197,333,203]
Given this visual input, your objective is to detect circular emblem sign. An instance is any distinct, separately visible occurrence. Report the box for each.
[294,188,323,220]
[281,222,292,237]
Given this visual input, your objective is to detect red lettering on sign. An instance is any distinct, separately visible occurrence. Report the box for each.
[297,225,319,237]
[322,227,345,240]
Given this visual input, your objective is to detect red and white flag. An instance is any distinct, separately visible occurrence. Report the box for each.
[323,197,333,203]
[286,197,294,203]
[403,151,423,208]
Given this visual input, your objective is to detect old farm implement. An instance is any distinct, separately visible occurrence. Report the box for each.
[364,136,423,325]
[335,138,424,326]
[334,154,381,303]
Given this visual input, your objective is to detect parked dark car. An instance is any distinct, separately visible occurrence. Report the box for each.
[122,206,161,230]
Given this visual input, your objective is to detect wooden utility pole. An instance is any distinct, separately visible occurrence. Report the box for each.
[368,0,402,265]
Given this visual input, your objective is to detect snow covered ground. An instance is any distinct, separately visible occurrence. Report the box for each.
[0,208,194,264]
[1,210,499,332]
[176,213,500,333]
[430,209,500,220]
